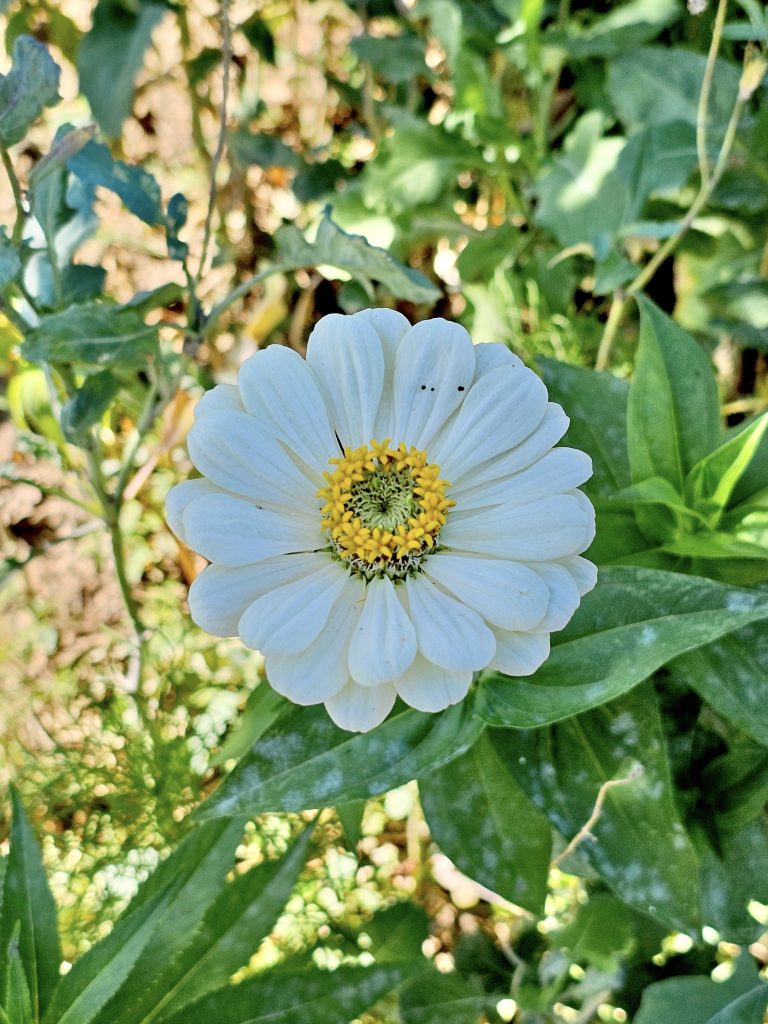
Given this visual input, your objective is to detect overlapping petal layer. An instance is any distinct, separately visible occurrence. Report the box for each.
[167,309,597,732]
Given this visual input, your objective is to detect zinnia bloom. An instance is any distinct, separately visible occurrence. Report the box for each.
[167,310,596,732]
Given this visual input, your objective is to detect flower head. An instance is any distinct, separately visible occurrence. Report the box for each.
[167,310,596,732]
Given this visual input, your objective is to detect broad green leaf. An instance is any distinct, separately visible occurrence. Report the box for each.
[351,33,428,84]
[336,799,366,849]
[68,139,163,225]
[685,414,768,518]
[161,963,423,1024]
[275,215,440,304]
[492,686,700,931]
[701,740,768,831]
[3,925,33,1024]
[228,130,300,170]
[604,476,702,544]
[586,504,651,565]
[627,296,720,492]
[0,229,21,289]
[29,125,95,191]
[477,566,768,728]
[671,625,768,745]
[78,0,166,138]
[44,819,244,1024]
[615,121,698,223]
[0,789,61,1021]
[709,985,768,1024]
[694,817,768,942]
[545,0,680,59]
[359,904,429,964]
[133,828,313,1023]
[553,893,666,971]
[210,685,287,768]
[0,36,60,146]
[608,47,741,135]
[239,13,276,62]
[61,369,120,441]
[399,970,498,1024]
[420,732,551,914]
[23,303,158,367]
[634,952,765,1024]
[196,698,484,819]
[537,358,630,497]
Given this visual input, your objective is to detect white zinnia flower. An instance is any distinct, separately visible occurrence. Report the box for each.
[167,310,596,732]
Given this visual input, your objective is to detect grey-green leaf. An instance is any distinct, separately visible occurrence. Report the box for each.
[0,228,21,290]
[67,139,163,225]
[275,215,440,304]
[0,36,60,146]
[399,969,499,1024]
[478,566,768,729]
[0,789,61,1020]
[628,296,720,492]
[492,686,700,931]
[420,731,551,914]
[196,699,484,819]
[23,302,158,367]
[634,952,766,1024]
[78,0,166,138]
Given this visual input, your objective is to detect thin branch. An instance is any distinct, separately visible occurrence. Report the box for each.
[696,0,729,187]
[552,765,644,868]
[1,147,26,245]
[194,0,232,291]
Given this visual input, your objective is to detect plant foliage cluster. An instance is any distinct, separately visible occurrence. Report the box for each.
[1,0,768,1021]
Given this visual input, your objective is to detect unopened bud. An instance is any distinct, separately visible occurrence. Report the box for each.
[740,54,768,100]
[687,0,707,13]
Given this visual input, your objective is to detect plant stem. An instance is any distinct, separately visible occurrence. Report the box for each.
[177,6,212,169]
[696,0,729,186]
[203,263,291,338]
[114,369,160,507]
[1,147,26,245]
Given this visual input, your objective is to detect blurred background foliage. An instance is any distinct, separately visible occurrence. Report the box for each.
[0,0,767,1021]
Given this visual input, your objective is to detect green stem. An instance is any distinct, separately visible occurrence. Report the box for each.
[203,263,291,338]
[1,147,25,245]
[696,0,729,187]
[114,369,160,507]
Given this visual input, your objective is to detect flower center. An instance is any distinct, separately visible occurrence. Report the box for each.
[318,439,454,579]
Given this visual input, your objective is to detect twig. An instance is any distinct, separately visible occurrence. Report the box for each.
[203,263,291,339]
[194,0,232,291]
[1,147,26,245]
[696,0,729,186]
[552,765,644,868]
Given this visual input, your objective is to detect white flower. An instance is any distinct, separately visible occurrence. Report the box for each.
[167,310,596,732]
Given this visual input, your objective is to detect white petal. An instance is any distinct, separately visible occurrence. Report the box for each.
[572,489,597,551]
[405,574,495,670]
[325,679,397,732]
[265,576,364,702]
[238,345,338,472]
[188,553,326,637]
[188,409,318,513]
[489,630,550,676]
[431,363,548,481]
[354,308,412,439]
[194,383,244,420]
[454,403,570,491]
[393,319,476,450]
[472,342,523,381]
[395,653,473,713]
[452,448,593,512]
[183,492,325,566]
[166,478,219,542]
[238,562,349,655]
[441,494,594,561]
[527,561,582,633]
[305,313,384,448]
[560,554,598,596]
[425,554,549,631]
[347,576,417,686]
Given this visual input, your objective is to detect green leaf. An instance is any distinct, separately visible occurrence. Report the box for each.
[420,731,551,914]
[537,358,630,497]
[23,302,158,368]
[130,828,313,1023]
[634,952,766,1024]
[628,296,720,492]
[44,818,245,1024]
[3,925,33,1024]
[359,904,429,964]
[161,963,423,1024]
[165,193,189,261]
[228,130,300,169]
[336,799,366,849]
[275,215,440,304]
[608,46,741,135]
[209,685,287,768]
[685,413,768,518]
[671,625,768,745]
[695,817,768,942]
[351,33,428,84]
[0,789,61,1021]
[545,0,680,59]
[239,13,276,62]
[67,139,164,225]
[494,685,700,931]
[399,969,499,1024]
[553,892,666,971]
[477,566,768,728]
[0,228,21,289]
[0,35,60,146]
[61,369,120,440]
[196,698,484,819]
[78,0,166,138]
